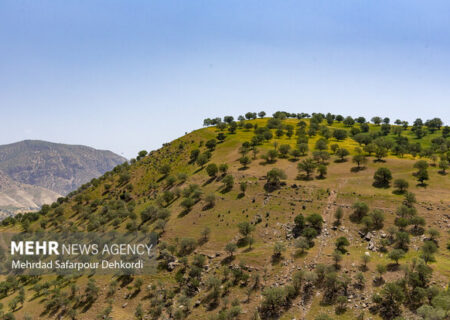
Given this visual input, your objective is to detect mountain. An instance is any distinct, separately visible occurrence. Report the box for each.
[0,140,126,214]
[0,170,61,217]
[0,115,449,320]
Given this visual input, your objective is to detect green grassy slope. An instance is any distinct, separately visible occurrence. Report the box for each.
[0,115,449,320]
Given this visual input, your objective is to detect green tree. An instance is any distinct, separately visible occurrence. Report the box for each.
[426,228,440,242]
[335,237,350,253]
[439,160,448,174]
[376,264,387,282]
[159,164,171,177]
[317,164,327,178]
[334,207,344,225]
[388,249,405,265]
[295,237,310,254]
[273,242,286,259]
[351,202,369,222]
[196,153,209,168]
[333,129,348,141]
[206,163,218,177]
[306,213,323,231]
[239,156,251,169]
[416,168,429,185]
[225,243,237,257]
[332,250,343,268]
[181,197,196,211]
[237,222,254,239]
[205,139,217,150]
[204,193,216,208]
[393,179,409,193]
[297,158,317,179]
[240,181,248,195]
[263,149,278,163]
[352,153,367,168]
[315,138,328,151]
[278,144,291,158]
[222,175,234,190]
[336,148,350,161]
[266,168,287,188]
[219,163,228,175]
[297,143,309,155]
[373,167,392,188]
[421,241,438,264]
[375,146,388,161]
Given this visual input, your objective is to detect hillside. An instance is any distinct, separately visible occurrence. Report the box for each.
[0,140,126,214]
[0,113,449,320]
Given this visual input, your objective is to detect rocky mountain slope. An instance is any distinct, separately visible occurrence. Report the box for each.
[0,140,126,214]
[0,170,61,216]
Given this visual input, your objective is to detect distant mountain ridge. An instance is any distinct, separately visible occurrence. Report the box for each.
[0,140,126,215]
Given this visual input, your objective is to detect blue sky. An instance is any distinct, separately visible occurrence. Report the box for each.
[1,1,449,158]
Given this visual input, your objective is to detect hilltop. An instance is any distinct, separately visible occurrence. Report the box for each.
[0,112,449,320]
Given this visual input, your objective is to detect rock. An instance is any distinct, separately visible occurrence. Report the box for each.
[122,303,128,308]
[168,261,180,271]
[194,300,201,308]
[364,232,374,241]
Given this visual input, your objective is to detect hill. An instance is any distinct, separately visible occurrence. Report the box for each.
[0,140,126,214]
[0,113,449,320]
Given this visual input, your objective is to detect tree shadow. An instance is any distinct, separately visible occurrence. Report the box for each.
[334,159,347,163]
[156,175,167,183]
[293,250,308,259]
[359,264,369,272]
[271,254,283,265]
[416,183,428,188]
[129,288,141,299]
[372,182,390,189]
[296,174,313,181]
[263,183,281,193]
[219,186,233,194]
[350,166,366,173]
[178,208,192,218]
[392,189,406,195]
[202,177,216,186]
[237,238,249,248]
[202,204,214,211]
[237,193,245,199]
[387,263,400,272]
[221,255,235,265]
[194,167,204,174]
[238,166,249,171]
[118,275,134,288]
[373,277,385,287]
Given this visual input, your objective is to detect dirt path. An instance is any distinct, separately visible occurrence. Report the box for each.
[300,179,347,318]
